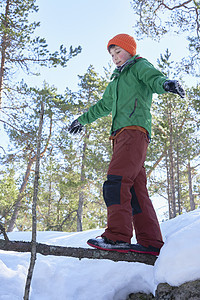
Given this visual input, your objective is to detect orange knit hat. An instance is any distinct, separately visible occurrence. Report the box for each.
[107,34,137,56]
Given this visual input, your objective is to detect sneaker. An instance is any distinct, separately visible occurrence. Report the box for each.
[87,236,131,253]
[130,244,160,256]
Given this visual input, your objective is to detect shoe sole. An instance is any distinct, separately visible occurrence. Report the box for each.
[87,242,159,256]
[130,249,159,256]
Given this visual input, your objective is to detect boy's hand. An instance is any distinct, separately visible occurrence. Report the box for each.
[68,119,83,134]
[163,80,185,98]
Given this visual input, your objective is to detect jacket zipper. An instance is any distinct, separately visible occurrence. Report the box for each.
[129,98,138,118]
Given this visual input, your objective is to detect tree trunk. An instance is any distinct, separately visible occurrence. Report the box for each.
[47,173,52,229]
[7,156,35,232]
[0,239,157,266]
[187,160,195,211]
[77,190,84,231]
[176,142,181,215]
[169,142,176,218]
[56,197,62,228]
[168,100,176,218]
[24,101,44,300]
[0,0,10,109]
[166,154,172,219]
[77,132,87,232]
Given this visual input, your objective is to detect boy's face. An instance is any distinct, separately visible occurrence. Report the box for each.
[109,46,132,67]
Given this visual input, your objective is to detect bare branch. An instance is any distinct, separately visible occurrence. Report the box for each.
[156,0,193,12]
[0,119,28,135]
[147,149,167,178]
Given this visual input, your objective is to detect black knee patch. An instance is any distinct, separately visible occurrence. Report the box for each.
[103,175,122,207]
[130,186,142,215]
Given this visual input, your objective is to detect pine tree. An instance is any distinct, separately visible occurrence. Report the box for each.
[2,83,67,231]
[0,0,81,106]
[147,50,200,218]
[0,167,18,227]
[130,0,200,74]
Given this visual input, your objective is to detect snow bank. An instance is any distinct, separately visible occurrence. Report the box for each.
[155,209,200,286]
[0,209,200,300]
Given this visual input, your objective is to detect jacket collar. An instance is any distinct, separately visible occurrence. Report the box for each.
[111,55,139,80]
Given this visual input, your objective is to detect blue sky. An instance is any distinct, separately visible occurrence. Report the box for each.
[26,0,194,93]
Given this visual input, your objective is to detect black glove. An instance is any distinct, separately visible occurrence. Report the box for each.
[68,119,83,134]
[163,80,185,98]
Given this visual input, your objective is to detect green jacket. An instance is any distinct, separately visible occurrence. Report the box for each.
[78,55,167,138]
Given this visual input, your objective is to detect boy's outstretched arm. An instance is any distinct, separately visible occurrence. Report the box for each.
[68,86,113,135]
[163,80,185,98]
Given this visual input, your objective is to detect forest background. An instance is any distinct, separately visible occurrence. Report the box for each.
[0,0,199,234]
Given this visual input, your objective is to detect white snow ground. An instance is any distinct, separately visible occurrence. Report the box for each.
[0,209,200,300]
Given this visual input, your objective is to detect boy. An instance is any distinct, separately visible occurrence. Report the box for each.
[68,34,185,255]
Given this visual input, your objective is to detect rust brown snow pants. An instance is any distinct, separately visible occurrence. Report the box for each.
[101,129,164,249]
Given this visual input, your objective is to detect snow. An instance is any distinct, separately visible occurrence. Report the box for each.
[0,209,200,300]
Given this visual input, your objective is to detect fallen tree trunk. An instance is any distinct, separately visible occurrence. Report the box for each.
[0,239,157,265]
